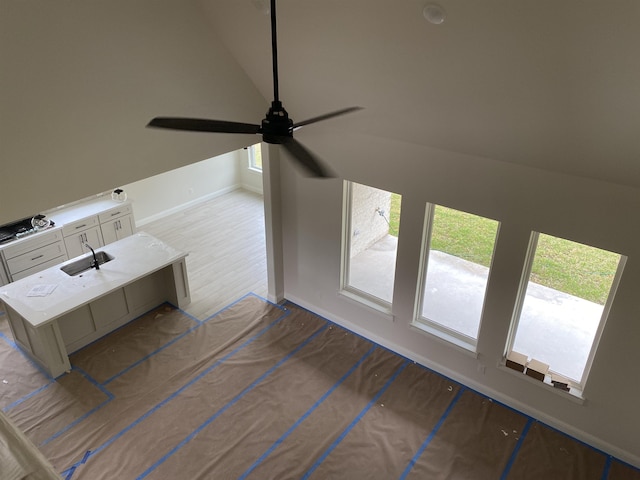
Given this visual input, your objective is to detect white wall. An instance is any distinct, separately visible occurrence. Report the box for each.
[122,150,238,225]
[276,129,640,467]
[239,146,265,195]
[122,149,262,226]
[0,0,266,225]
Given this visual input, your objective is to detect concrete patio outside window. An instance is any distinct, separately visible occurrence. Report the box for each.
[349,234,612,384]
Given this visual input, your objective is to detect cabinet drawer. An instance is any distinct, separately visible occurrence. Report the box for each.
[98,204,132,224]
[62,216,99,237]
[2,229,64,260]
[11,255,67,281]
[7,241,67,276]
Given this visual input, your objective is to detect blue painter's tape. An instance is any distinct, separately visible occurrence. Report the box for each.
[0,331,53,380]
[238,344,378,480]
[399,386,465,480]
[499,417,534,480]
[101,292,286,385]
[2,382,54,413]
[40,397,112,447]
[100,322,202,385]
[63,466,75,480]
[135,322,330,479]
[61,305,291,479]
[601,455,612,480]
[301,359,411,480]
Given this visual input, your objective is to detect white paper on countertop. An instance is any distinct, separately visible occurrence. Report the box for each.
[27,285,58,297]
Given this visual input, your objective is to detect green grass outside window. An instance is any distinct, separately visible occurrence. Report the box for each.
[387,194,618,304]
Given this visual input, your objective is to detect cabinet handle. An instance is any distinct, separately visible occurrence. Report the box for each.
[75,224,87,230]
[31,254,44,261]
[111,211,121,217]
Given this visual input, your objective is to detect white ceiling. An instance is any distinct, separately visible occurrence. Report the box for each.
[202,0,640,189]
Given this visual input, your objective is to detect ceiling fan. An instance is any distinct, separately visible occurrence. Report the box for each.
[147,0,362,177]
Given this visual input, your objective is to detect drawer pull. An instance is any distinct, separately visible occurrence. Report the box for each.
[111,211,121,217]
[31,254,44,261]
[75,224,87,230]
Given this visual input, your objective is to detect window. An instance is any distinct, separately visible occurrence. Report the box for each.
[341,181,401,310]
[413,204,499,350]
[506,232,625,391]
[248,143,262,171]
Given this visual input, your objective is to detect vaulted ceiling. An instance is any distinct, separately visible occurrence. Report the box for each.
[202,0,640,189]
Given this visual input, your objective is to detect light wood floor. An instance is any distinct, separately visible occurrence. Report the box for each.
[140,188,268,320]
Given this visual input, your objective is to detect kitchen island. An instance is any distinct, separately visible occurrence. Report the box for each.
[0,232,190,377]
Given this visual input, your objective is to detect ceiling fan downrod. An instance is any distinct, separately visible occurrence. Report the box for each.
[261,0,294,144]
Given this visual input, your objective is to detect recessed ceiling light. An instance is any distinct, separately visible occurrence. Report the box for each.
[423,4,446,25]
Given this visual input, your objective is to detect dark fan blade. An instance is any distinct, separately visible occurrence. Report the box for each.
[293,106,363,129]
[147,117,261,135]
[281,137,335,178]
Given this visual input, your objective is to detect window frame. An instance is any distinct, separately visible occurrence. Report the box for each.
[339,181,398,315]
[412,203,500,352]
[248,143,262,172]
[505,231,627,390]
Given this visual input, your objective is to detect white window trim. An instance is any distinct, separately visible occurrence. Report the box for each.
[411,203,495,353]
[248,144,262,172]
[339,181,394,315]
[505,231,628,392]
[580,254,626,388]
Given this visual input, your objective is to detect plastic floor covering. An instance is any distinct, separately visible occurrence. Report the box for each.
[1,293,639,480]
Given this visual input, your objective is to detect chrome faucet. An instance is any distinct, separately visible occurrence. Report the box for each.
[82,242,100,270]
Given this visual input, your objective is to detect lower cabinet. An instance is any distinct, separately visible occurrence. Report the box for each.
[101,214,135,245]
[57,268,169,354]
[2,230,68,282]
[0,199,135,284]
[63,226,103,259]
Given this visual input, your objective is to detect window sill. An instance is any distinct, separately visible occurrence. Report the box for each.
[498,362,586,405]
[410,321,479,358]
[338,289,395,322]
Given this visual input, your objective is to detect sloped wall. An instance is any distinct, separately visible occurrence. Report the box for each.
[0,0,267,225]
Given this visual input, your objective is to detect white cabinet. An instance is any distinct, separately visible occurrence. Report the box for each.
[99,204,135,245]
[2,230,68,282]
[0,261,9,286]
[62,216,103,259]
[0,197,135,284]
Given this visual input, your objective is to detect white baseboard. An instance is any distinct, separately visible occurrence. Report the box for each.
[135,185,241,227]
[284,293,640,470]
[242,183,263,195]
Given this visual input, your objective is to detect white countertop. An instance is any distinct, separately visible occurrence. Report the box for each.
[0,197,130,254]
[0,232,187,327]
[46,197,130,226]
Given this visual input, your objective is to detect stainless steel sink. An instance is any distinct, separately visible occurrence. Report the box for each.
[60,252,114,276]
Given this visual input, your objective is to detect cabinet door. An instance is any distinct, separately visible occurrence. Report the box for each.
[64,226,103,259]
[101,214,134,245]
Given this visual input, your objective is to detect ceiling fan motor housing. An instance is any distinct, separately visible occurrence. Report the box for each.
[261,101,293,144]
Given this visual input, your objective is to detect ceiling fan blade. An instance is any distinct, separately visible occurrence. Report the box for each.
[293,106,363,130]
[148,117,261,135]
[281,137,335,178]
